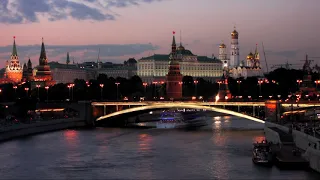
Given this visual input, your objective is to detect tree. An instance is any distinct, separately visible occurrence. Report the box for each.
[182,76,194,97]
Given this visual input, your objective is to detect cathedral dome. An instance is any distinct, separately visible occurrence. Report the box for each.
[231,29,239,39]
[246,52,254,59]
[219,43,226,48]
[177,45,185,51]
[231,30,238,36]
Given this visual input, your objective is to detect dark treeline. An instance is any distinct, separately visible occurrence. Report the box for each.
[0,68,317,103]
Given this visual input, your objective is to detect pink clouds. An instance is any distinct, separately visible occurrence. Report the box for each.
[0,0,319,69]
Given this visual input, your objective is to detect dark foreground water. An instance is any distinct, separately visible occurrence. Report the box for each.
[0,116,319,180]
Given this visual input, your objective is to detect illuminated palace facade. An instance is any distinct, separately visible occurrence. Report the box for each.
[137,33,223,83]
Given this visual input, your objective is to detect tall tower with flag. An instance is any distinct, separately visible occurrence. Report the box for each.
[230,26,240,68]
[5,36,23,83]
[166,31,183,100]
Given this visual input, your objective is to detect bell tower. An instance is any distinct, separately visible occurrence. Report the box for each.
[166,31,183,100]
[230,26,240,68]
[219,42,228,68]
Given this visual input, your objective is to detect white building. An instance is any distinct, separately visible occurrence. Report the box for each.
[97,58,137,79]
[220,27,264,79]
[229,44,264,79]
[137,34,223,83]
[48,62,92,84]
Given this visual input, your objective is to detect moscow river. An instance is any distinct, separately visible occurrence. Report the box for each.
[0,116,319,179]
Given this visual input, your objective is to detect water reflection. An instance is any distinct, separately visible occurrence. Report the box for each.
[64,130,78,145]
[211,150,229,179]
[137,133,153,179]
[138,133,152,152]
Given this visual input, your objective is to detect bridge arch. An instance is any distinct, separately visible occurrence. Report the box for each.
[96,103,265,123]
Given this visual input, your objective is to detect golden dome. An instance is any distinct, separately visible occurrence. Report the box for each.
[219,43,226,48]
[231,30,238,36]
[246,52,254,59]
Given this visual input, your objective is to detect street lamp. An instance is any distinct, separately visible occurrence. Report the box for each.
[36,84,40,99]
[297,79,302,87]
[24,87,29,97]
[194,80,199,97]
[217,81,222,90]
[45,86,49,102]
[99,84,104,100]
[258,80,264,98]
[115,82,120,101]
[152,81,158,98]
[143,82,148,95]
[12,86,17,99]
[315,80,320,89]
[70,83,75,100]
[67,84,71,99]
[237,80,242,95]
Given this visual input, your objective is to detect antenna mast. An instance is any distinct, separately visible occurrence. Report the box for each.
[262,42,269,73]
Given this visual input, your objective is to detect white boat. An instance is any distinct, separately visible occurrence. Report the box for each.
[156,111,186,129]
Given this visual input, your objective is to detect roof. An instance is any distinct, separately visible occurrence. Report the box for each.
[12,38,18,56]
[40,39,47,60]
[139,54,222,63]
[127,58,137,64]
[98,66,136,71]
[140,54,170,61]
[176,49,194,56]
[47,62,79,69]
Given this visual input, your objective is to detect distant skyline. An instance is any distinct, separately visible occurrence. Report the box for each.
[1,0,320,71]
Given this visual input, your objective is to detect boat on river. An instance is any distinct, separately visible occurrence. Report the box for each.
[252,140,273,166]
[156,111,186,129]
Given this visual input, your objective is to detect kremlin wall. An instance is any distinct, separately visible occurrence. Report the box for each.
[0,28,265,90]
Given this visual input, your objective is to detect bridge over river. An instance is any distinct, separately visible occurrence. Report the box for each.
[91,100,320,125]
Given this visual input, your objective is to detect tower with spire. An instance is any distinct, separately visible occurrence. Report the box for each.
[66,52,70,66]
[230,26,240,68]
[33,38,55,86]
[166,31,183,100]
[5,36,23,83]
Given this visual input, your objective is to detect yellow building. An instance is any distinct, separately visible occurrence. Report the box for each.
[137,34,223,83]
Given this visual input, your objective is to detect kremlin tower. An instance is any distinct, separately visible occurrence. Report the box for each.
[22,58,34,82]
[166,31,183,100]
[5,36,23,83]
[33,38,55,86]
[230,27,240,68]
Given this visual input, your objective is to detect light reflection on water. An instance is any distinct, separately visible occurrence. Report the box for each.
[0,116,319,179]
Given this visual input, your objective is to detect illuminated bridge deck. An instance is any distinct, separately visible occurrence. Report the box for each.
[92,101,320,107]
